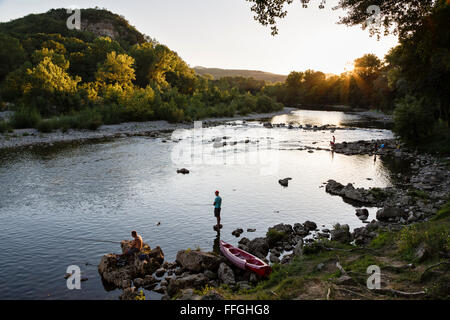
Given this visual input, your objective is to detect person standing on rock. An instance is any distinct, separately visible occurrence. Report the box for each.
[330,135,336,148]
[213,190,222,229]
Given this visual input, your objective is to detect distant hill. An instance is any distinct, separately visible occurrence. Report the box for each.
[194,67,287,83]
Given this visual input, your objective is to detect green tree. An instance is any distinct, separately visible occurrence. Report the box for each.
[0,34,27,82]
[95,51,136,87]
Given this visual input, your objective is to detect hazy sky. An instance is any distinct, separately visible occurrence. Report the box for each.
[0,0,399,75]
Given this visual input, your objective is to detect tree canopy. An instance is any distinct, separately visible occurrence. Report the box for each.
[246,0,437,38]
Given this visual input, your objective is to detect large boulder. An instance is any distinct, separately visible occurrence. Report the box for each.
[293,223,310,237]
[303,221,317,232]
[167,273,209,296]
[218,263,235,285]
[376,207,407,222]
[356,208,369,221]
[269,223,293,235]
[176,250,225,273]
[247,237,269,259]
[98,243,164,289]
[330,224,352,244]
[325,180,345,195]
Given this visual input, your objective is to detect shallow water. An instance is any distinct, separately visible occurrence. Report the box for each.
[0,110,395,299]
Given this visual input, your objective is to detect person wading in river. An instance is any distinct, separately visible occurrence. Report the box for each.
[120,231,143,257]
[213,190,222,229]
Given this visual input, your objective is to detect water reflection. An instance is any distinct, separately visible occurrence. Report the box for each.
[271,110,362,127]
[213,230,221,255]
[0,110,397,299]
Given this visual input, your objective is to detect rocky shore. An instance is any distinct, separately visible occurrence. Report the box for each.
[97,138,449,300]
[0,108,296,151]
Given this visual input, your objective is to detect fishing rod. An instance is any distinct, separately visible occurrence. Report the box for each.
[62,237,122,245]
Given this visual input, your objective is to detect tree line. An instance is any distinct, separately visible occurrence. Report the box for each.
[0,9,283,133]
[246,0,450,154]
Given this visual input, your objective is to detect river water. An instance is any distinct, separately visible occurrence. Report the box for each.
[0,110,396,299]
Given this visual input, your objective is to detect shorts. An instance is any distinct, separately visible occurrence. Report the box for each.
[214,208,221,217]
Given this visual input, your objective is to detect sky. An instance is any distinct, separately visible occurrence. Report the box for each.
[0,0,399,75]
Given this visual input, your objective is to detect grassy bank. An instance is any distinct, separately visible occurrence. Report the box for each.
[2,93,283,133]
[210,202,450,300]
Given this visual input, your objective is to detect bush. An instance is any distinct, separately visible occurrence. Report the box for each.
[266,229,287,247]
[398,224,449,261]
[0,120,12,133]
[393,95,436,145]
[10,107,42,129]
[37,119,59,133]
[73,109,103,130]
[433,201,450,221]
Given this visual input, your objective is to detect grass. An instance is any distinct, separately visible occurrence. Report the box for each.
[216,201,450,300]
[0,120,12,133]
[369,188,391,201]
[433,201,450,221]
[10,107,41,129]
[266,229,288,247]
[398,222,449,261]
[408,189,429,201]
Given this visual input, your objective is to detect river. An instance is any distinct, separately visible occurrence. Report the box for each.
[0,109,397,299]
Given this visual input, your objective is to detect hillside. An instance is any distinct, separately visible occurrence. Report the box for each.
[194,66,287,83]
[0,8,146,47]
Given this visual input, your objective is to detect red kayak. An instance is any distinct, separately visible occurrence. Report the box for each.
[220,240,272,277]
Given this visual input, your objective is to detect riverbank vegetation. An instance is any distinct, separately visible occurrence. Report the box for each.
[0,2,449,156]
[247,0,450,155]
[0,8,283,132]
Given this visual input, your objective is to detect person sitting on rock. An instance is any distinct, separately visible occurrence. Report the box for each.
[120,231,143,257]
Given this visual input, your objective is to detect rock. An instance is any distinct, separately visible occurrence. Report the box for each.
[249,273,258,284]
[133,278,144,288]
[155,268,166,277]
[247,238,269,259]
[303,221,317,232]
[247,228,256,232]
[356,208,369,221]
[415,243,432,262]
[334,275,356,286]
[167,273,209,296]
[122,279,132,288]
[269,254,280,263]
[330,224,352,244]
[176,250,225,273]
[119,287,138,300]
[238,237,250,246]
[177,288,202,300]
[326,180,377,204]
[177,168,190,174]
[236,281,252,291]
[278,178,292,187]
[98,244,164,289]
[232,228,244,237]
[293,239,303,256]
[293,223,309,237]
[154,286,166,294]
[315,263,325,272]
[280,254,293,264]
[218,263,235,285]
[376,207,407,222]
[325,180,345,195]
[204,270,217,280]
[269,223,293,235]
[142,275,157,289]
[352,227,375,246]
